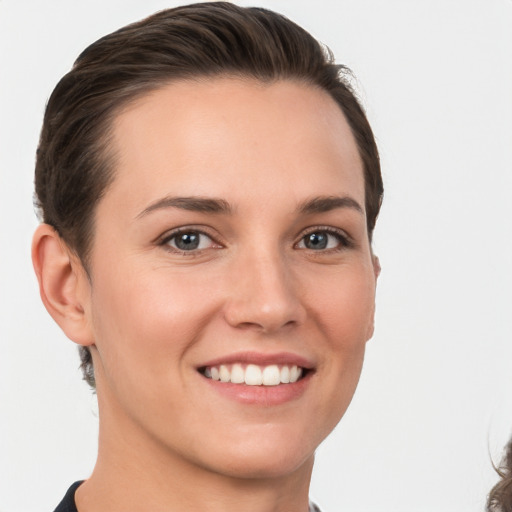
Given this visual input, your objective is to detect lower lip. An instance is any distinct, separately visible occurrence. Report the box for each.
[201,372,312,405]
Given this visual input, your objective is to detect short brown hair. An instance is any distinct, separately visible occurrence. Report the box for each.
[35,2,383,388]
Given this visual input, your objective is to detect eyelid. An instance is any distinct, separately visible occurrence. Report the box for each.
[154,224,353,254]
[294,225,354,250]
[156,225,224,252]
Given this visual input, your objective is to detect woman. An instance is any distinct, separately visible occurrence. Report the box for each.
[32,3,382,511]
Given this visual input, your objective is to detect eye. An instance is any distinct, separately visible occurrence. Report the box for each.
[296,229,349,251]
[162,229,218,252]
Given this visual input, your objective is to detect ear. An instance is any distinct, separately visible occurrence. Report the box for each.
[373,254,381,279]
[365,254,381,341]
[32,224,94,346]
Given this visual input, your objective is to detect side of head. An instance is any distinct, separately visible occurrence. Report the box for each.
[34,2,383,388]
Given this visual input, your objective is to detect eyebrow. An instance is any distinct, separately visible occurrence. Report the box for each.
[297,195,364,215]
[136,196,233,219]
[136,194,363,219]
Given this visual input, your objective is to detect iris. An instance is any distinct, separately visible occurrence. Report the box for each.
[304,232,328,250]
[174,232,200,250]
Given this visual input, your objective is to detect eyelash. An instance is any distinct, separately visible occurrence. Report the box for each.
[158,227,221,256]
[295,226,353,252]
[157,225,353,255]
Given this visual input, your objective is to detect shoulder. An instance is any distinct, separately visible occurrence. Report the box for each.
[53,481,83,512]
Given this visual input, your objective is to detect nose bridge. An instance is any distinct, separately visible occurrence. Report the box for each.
[223,241,304,332]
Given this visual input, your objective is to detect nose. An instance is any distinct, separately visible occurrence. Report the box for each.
[222,250,306,333]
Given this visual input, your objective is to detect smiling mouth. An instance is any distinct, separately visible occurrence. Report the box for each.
[199,363,308,386]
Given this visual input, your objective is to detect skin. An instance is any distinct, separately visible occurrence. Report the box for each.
[33,77,379,512]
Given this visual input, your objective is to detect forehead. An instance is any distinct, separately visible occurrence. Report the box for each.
[106,77,364,212]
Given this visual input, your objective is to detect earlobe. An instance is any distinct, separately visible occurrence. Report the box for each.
[372,255,381,279]
[366,255,381,341]
[32,224,94,346]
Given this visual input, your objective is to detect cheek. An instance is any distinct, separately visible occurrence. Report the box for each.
[307,266,376,350]
[89,266,220,384]
[302,264,375,412]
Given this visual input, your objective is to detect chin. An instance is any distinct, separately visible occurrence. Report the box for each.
[210,448,314,480]
[191,424,320,480]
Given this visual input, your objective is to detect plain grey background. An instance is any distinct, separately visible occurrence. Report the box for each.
[1,1,511,511]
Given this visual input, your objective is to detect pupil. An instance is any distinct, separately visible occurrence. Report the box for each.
[176,232,199,250]
[306,232,327,250]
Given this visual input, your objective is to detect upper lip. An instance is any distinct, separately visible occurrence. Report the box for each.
[198,351,315,370]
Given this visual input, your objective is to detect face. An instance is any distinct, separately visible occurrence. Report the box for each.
[80,77,378,479]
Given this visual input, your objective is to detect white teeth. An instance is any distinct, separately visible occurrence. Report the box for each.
[203,363,306,386]
[219,365,230,382]
[262,365,280,386]
[245,364,263,385]
[230,363,245,384]
[289,365,302,383]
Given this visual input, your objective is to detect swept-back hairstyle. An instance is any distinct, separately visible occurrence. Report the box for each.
[35,2,383,388]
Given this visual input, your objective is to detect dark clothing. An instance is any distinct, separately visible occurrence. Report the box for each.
[53,481,82,512]
[53,481,322,511]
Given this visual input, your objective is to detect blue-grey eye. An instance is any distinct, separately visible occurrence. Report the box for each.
[166,231,214,251]
[298,231,344,250]
[305,232,327,249]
